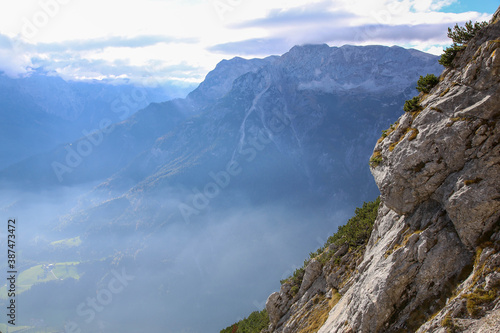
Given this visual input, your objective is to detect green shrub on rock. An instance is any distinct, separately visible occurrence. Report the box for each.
[220,309,270,333]
[416,74,439,93]
[439,20,488,67]
[403,96,421,112]
[439,44,464,67]
[447,21,488,45]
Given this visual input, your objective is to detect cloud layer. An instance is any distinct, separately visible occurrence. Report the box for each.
[0,0,495,84]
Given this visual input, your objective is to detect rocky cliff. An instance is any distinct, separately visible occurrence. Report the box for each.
[263,7,500,333]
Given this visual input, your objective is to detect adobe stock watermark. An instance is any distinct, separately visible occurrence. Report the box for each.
[51,72,159,183]
[21,0,74,41]
[51,120,115,183]
[211,0,244,21]
[280,263,304,284]
[352,1,406,43]
[64,267,135,333]
[253,298,267,311]
[178,109,294,224]
[227,296,269,329]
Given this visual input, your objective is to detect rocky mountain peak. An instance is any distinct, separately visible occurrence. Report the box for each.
[284,43,331,58]
[275,44,442,95]
[187,55,278,104]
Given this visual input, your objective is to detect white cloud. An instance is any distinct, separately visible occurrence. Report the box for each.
[0,49,33,77]
[423,45,448,55]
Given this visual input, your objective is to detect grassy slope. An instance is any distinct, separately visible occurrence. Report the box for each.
[0,262,80,299]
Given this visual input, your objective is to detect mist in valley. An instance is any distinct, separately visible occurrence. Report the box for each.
[0,175,354,332]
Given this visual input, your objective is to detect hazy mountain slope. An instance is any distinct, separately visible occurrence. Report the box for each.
[0,78,72,169]
[262,9,500,333]
[58,45,442,234]
[0,71,193,170]
[0,99,191,188]
[0,57,273,188]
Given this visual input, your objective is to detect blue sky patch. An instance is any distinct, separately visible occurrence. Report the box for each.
[442,0,498,15]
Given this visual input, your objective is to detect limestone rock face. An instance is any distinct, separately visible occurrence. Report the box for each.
[299,259,322,294]
[263,240,361,333]
[319,202,474,332]
[319,9,500,332]
[371,22,500,248]
[263,7,500,333]
[266,292,283,327]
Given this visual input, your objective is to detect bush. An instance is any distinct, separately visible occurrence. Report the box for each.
[416,74,439,93]
[439,20,488,67]
[439,44,464,67]
[291,267,305,285]
[403,96,421,112]
[369,151,382,168]
[326,197,380,248]
[464,288,497,317]
[381,123,396,138]
[220,309,270,333]
[447,20,488,45]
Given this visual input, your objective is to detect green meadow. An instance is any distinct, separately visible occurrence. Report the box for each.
[1,262,80,299]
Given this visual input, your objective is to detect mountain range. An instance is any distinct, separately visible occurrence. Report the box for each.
[0,43,445,332]
[0,70,194,170]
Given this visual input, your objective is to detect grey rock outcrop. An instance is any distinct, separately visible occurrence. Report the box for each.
[321,9,500,332]
[267,292,283,327]
[372,18,500,249]
[264,7,500,333]
[299,259,322,294]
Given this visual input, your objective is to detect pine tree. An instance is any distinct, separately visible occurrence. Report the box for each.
[447,21,488,45]
[416,74,439,93]
[439,20,488,67]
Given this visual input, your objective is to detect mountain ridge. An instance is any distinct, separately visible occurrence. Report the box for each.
[47,43,442,235]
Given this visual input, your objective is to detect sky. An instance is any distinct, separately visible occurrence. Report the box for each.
[0,0,497,86]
